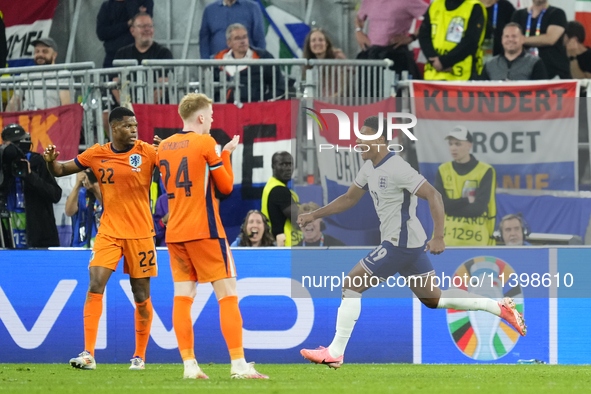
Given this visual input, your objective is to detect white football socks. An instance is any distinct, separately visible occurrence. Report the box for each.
[328,289,362,358]
[436,288,501,316]
[231,358,248,373]
[184,359,198,370]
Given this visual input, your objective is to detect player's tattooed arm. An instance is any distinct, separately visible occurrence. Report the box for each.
[43,145,83,177]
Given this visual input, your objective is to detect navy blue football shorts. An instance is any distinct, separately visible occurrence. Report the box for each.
[359,240,435,280]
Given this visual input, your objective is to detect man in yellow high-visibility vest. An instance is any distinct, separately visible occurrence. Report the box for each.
[418,0,486,80]
[261,151,301,246]
[434,126,496,245]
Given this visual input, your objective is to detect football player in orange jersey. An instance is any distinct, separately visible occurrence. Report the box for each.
[43,107,158,371]
[157,93,268,379]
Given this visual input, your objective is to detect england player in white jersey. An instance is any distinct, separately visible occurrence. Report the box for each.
[299,116,526,369]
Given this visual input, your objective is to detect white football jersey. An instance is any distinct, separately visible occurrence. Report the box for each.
[354,153,427,248]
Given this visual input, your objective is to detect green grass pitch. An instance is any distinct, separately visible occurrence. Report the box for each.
[1,364,590,393]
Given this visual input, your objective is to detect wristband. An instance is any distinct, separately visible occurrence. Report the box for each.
[569,56,577,61]
[409,34,417,41]
[355,27,363,32]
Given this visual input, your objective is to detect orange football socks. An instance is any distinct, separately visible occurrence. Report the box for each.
[83,292,103,357]
[133,297,153,361]
[173,296,195,361]
[218,295,245,361]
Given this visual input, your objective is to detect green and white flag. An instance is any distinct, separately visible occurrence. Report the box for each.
[256,0,310,59]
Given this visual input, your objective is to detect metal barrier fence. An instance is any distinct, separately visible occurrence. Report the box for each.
[0,62,96,147]
[304,59,395,102]
[0,59,396,151]
[141,59,308,105]
[0,62,95,112]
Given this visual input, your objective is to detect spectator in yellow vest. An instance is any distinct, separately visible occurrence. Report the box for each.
[434,126,497,245]
[261,151,301,246]
[418,0,486,80]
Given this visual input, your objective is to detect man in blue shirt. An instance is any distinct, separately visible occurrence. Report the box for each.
[199,0,266,59]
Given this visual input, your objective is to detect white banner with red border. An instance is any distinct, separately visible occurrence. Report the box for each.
[2,0,59,67]
[410,80,580,191]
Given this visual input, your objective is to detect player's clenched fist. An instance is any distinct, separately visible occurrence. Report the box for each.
[43,145,60,163]
[297,212,314,228]
[425,236,445,255]
[222,135,240,153]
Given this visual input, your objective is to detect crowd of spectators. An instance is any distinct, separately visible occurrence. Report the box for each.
[1,0,587,108]
[0,0,588,249]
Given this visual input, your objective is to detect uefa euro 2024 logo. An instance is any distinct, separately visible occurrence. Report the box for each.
[447,256,524,361]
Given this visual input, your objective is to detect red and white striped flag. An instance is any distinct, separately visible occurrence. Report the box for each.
[1,0,59,67]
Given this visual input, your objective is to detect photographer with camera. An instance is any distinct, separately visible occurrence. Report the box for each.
[65,168,103,248]
[0,123,61,248]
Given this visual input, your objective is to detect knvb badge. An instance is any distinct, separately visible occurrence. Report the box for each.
[303,108,418,153]
[129,154,142,172]
[129,154,141,168]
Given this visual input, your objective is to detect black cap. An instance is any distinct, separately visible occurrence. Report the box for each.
[1,124,27,142]
[31,37,58,52]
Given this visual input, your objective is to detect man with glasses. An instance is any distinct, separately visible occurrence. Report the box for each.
[114,12,172,65]
[113,12,173,105]
[96,0,154,68]
[213,23,285,103]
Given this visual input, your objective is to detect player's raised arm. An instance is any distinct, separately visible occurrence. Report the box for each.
[298,183,366,228]
[415,181,445,254]
[43,145,83,177]
[153,135,162,149]
[210,135,239,194]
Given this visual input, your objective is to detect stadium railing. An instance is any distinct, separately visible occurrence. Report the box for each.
[0,62,96,147]
[141,58,308,105]
[2,60,398,151]
[0,62,95,111]
[304,58,395,102]
[0,59,398,145]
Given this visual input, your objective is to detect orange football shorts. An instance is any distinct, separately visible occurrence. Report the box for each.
[89,233,158,278]
[167,238,236,283]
